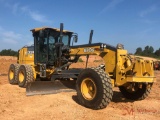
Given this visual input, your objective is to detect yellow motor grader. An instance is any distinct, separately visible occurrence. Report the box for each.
[8,23,155,109]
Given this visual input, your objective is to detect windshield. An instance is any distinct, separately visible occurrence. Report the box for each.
[59,35,69,45]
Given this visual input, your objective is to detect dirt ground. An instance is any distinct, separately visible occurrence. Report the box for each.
[0,56,160,120]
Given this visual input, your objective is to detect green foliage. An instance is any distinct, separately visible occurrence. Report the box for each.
[135,47,143,55]
[78,58,84,62]
[142,46,154,57]
[0,49,18,56]
[155,48,160,57]
[135,46,160,59]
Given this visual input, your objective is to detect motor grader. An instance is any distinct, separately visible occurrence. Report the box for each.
[8,23,155,109]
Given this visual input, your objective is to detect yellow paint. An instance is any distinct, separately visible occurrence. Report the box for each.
[9,69,14,80]
[81,78,97,100]
[18,47,34,66]
[19,70,24,83]
[126,76,156,82]
[30,27,73,33]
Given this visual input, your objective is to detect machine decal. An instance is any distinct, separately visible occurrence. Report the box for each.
[84,48,95,52]
[28,51,34,54]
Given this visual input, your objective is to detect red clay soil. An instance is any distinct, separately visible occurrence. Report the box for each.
[0,56,17,75]
[0,56,160,120]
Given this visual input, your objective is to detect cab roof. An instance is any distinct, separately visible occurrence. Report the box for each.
[30,27,73,33]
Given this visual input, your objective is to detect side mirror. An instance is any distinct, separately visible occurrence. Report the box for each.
[73,35,78,43]
[71,34,78,46]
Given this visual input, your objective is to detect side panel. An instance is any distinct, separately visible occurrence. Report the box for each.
[18,46,34,65]
[70,44,116,74]
[101,50,116,75]
[115,49,129,85]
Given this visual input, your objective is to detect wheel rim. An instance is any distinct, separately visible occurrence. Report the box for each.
[9,69,14,80]
[19,70,24,83]
[81,78,97,100]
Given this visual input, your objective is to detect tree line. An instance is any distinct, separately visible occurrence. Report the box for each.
[135,46,160,58]
[0,49,18,56]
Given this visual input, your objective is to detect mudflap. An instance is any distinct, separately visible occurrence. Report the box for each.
[26,80,76,96]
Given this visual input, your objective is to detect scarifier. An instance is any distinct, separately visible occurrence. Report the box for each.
[8,23,156,109]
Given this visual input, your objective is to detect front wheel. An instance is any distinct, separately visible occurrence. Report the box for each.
[76,68,113,109]
[119,83,153,100]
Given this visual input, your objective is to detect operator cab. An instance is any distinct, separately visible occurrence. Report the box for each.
[31,27,76,66]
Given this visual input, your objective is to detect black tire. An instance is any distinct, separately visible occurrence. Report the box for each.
[76,68,113,109]
[97,64,105,71]
[18,64,34,87]
[119,83,153,100]
[8,64,20,84]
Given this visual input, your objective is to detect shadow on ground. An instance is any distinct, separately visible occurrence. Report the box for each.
[112,91,134,103]
[72,90,134,108]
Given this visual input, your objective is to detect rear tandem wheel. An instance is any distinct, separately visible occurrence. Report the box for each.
[8,64,20,84]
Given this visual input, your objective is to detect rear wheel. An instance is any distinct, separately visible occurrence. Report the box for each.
[76,68,113,109]
[119,83,153,100]
[18,65,34,87]
[8,64,20,84]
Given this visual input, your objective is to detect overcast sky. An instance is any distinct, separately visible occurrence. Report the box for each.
[0,0,160,53]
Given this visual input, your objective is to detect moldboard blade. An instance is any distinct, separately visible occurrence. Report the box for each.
[26,80,76,96]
